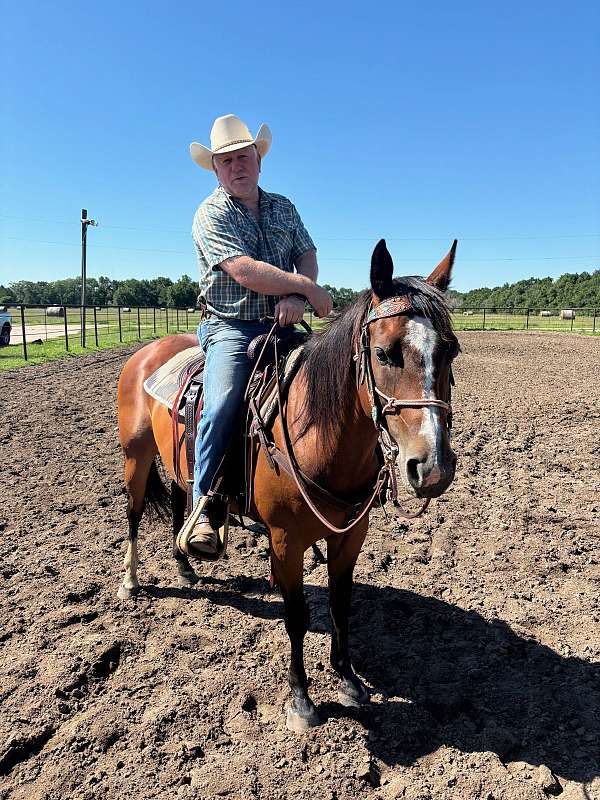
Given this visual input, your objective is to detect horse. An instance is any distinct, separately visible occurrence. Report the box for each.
[116,239,459,732]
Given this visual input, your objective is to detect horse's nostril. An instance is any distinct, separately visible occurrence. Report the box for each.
[406,458,422,487]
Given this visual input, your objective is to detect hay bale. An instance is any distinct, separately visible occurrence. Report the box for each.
[47,306,65,317]
[560,309,575,320]
[539,310,552,317]
[121,307,131,313]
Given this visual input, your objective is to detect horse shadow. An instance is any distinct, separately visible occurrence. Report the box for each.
[146,577,599,783]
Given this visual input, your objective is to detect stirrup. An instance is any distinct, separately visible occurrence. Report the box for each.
[176,496,229,562]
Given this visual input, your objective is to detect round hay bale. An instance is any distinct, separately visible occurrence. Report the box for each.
[47,306,65,317]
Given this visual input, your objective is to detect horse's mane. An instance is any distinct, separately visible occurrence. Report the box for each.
[297,276,455,441]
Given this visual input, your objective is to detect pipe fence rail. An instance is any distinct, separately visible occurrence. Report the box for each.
[452,306,598,333]
[0,303,597,364]
[0,304,204,362]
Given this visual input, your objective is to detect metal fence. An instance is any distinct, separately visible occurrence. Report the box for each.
[452,306,598,334]
[1,302,598,364]
[0,304,205,362]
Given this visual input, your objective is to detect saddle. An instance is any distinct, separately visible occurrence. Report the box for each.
[143,325,310,517]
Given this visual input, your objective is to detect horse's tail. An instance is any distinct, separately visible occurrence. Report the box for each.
[144,459,171,521]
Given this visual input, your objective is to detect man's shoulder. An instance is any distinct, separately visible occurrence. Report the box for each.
[196,186,229,214]
[193,187,235,229]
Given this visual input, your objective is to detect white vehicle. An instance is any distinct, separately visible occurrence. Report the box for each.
[0,307,11,346]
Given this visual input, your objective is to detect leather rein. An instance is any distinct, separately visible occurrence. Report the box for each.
[259,295,453,535]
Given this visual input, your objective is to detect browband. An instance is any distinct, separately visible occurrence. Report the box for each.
[364,295,412,325]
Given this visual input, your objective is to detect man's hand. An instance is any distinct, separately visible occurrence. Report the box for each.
[274,295,306,327]
[307,284,334,318]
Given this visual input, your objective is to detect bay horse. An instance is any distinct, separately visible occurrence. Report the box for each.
[116,239,459,732]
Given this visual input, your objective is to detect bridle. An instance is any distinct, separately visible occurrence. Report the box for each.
[265,294,455,535]
[354,294,454,516]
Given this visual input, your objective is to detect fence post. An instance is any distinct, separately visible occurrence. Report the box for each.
[118,306,122,342]
[153,307,156,334]
[593,309,597,334]
[137,307,141,339]
[176,308,180,331]
[185,308,189,329]
[571,313,574,332]
[20,305,28,361]
[166,308,169,333]
[482,308,486,330]
[93,306,99,346]
[63,306,69,351]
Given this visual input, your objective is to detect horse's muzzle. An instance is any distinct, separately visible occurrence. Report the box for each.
[404,450,457,498]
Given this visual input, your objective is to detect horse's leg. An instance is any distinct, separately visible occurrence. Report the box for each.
[327,522,370,707]
[117,436,156,600]
[171,480,199,587]
[271,528,320,732]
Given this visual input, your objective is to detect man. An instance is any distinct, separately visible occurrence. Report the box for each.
[184,114,333,554]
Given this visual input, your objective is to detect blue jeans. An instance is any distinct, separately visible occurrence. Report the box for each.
[193,317,272,506]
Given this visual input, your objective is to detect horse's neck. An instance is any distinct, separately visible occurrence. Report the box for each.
[286,374,379,495]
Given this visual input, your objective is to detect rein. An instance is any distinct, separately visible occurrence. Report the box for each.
[260,294,453,534]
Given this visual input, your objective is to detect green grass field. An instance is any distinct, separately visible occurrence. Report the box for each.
[0,308,203,370]
[451,310,599,333]
[1,306,596,370]
[0,308,327,370]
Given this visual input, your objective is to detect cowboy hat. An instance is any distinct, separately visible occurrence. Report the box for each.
[189,114,272,171]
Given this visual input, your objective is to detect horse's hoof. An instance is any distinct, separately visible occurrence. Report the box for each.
[176,571,199,588]
[117,583,139,600]
[338,677,370,708]
[286,705,320,733]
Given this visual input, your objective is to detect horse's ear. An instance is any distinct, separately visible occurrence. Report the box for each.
[426,239,457,292]
[370,239,394,299]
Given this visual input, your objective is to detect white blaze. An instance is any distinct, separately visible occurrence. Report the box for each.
[405,317,443,462]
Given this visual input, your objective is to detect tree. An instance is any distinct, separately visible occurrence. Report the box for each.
[165,275,198,308]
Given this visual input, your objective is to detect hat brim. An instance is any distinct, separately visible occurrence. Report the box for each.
[189,123,272,170]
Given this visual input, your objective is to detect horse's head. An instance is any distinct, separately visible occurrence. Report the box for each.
[360,239,459,498]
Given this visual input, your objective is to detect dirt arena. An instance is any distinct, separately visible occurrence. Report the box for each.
[1,331,599,800]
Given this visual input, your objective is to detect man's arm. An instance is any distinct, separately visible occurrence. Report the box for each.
[294,248,318,282]
[220,255,332,316]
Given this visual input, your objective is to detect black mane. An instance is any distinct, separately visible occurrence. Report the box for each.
[298,276,455,440]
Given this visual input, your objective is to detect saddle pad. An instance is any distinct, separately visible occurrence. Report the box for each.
[143,345,205,410]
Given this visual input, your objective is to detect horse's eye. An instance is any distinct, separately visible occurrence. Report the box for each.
[374,347,388,364]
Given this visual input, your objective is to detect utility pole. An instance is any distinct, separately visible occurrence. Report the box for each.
[80,208,98,347]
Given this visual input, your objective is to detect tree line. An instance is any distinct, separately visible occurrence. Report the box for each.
[450,270,600,310]
[1,269,599,310]
[0,276,362,310]
[0,275,199,309]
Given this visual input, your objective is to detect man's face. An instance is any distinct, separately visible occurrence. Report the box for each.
[213,144,261,199]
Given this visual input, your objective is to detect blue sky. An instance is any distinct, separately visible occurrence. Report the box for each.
[1,0,598,292]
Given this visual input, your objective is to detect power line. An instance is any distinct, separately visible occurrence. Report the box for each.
[1,214,599,242]
[2,236,599,263]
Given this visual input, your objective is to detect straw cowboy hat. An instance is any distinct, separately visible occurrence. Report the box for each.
[190,114,272,171]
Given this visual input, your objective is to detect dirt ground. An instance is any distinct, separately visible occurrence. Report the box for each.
[1,331,599,800]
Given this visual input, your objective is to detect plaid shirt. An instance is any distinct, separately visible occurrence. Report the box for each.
[192,185,316,320]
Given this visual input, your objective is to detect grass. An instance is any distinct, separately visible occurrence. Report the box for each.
[0,311,326,370]
[451,311,599,334]
[2,308,596,370]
